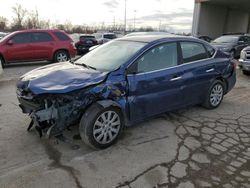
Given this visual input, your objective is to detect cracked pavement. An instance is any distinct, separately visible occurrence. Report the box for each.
[0,64,250,188]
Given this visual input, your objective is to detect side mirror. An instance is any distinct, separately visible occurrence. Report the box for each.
[7,40,13,45]
[126,63,138,75]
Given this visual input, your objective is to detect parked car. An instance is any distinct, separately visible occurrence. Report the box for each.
[198,35,212,42]
[75,34,98,55]
[239,47,250,74]
[0,29,76,67]
[211,34,250,58]
[0,32,7,39]
[16,35,236,149]
[93,33,117,44]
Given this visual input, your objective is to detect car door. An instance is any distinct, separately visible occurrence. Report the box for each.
[126,42,184,121]
[179,41,218,105]
[31,32,54,60]
[4,33,33,62]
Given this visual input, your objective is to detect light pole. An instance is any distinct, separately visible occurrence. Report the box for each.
[134,10,136,31]
[124,0,127,34]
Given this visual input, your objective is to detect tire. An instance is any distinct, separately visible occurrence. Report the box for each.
[79,104,124,149]
[203,80,225,109]
[0,56,5,68]
[54,50,69,62]
[243,70,250,75]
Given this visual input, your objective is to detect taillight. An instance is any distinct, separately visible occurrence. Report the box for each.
[231,60,237,70]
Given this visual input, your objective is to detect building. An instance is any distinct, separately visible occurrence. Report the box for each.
[192,0,250,39]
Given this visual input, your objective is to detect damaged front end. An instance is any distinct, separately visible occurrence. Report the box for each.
[16,79,127,138]
[17,86,96,138]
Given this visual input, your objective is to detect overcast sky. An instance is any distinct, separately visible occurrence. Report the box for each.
[0,0,194,33]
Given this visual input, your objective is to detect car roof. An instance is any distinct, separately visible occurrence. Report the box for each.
[220,35,241,37]
[117,34,195,43]
[80,34,94,37]
[13,29,64,34]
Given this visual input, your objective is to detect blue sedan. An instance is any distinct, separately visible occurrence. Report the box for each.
[16,35,236,149]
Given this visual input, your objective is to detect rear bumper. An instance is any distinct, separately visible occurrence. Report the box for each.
[69,48,77,58]
[226,70,236,94]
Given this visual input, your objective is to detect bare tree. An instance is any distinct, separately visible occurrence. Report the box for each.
[25,9,40,29]
[11,4,27,30]
[0,16,8,31]
[63,20,73,33]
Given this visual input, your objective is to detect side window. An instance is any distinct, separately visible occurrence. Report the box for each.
[53,32,70,41]
[11,33,31,44]
[243,36,250,43]
[137,42,177,73]
[32,32,53,42]
[245,36,250,42]
[180,42,208,63]
[205,44,215,57]
[239,37,245,42]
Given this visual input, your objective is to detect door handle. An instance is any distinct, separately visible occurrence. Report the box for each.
[206,68,214,73]
[170,76,182,81]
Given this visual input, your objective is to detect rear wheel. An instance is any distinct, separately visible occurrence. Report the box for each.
[54,50,69,62]
[243,70,250,75]
[203,80,224,109]
[79,104,124,149]
[0,56,5,68]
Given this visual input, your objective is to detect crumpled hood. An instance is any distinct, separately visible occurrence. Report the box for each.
[18,62,108,95]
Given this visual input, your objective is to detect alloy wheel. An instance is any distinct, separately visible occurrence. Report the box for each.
[93,111,121,144]
[210,84,223,107]
[56,52,68,62]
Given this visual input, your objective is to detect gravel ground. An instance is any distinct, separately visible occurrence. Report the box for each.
[0,63,250,188]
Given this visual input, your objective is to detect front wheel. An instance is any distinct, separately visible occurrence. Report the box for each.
[203,80,225,109]
[79,104,124,149]
[54,50,69,62]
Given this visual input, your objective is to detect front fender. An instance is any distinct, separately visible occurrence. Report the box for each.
[96,100,129,126]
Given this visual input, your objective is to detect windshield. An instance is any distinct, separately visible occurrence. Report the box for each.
[213,36,239,43]
[104,34,117,39]
[74,40,146,71]
[0,33,9,42]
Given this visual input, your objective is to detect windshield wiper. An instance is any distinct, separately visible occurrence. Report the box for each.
[75,63,97,70]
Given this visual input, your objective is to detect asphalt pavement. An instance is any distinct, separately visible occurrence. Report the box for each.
[0,62,250,188]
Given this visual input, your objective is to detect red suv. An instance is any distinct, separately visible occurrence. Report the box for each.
[0,29,76,67]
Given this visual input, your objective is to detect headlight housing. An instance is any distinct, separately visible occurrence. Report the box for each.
[240,51,247,60]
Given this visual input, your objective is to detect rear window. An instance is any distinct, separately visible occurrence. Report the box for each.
[205,44,216,57]
[80,36,95,40]
[180,42,208,63]
[53,32,70,41]
[103,34,117,39]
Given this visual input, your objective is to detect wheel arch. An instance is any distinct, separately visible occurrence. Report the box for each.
[214,76,228,94]
[53,49,70,60]
[84,100,129,126]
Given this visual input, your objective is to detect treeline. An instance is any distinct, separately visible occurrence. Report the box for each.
[0,4,155,34]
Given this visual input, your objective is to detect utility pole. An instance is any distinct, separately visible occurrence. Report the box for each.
[124,0,127,34]
[134,10,136,31]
